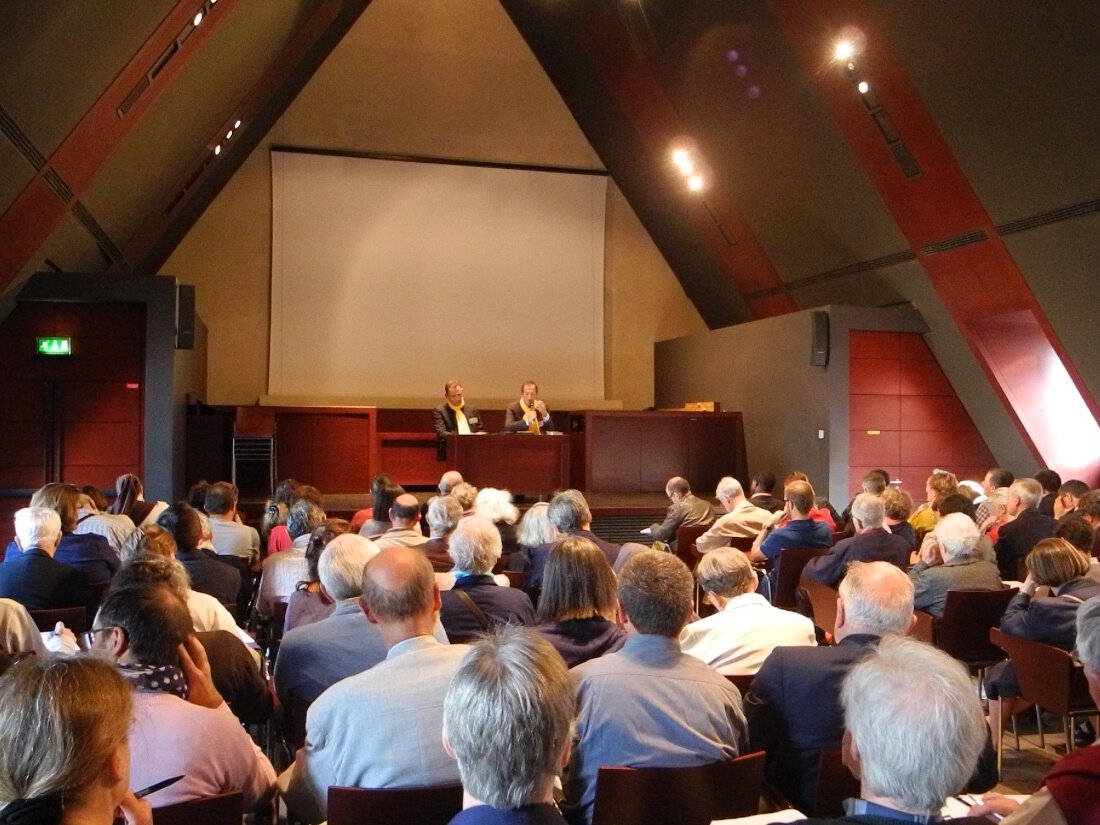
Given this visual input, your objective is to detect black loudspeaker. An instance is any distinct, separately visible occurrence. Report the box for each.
[176,284,195,350]
[810,311,829,366]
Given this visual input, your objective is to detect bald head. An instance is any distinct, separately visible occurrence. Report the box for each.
[360,546,437,628]
[665,477,690,498]
[390,493,421,527]
[837,561,914,639]
[439,470,464,495]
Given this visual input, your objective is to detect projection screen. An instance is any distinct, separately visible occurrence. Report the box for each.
[269,150,608,401]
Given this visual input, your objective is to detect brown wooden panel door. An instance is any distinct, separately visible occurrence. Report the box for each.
[310,415,372,492]
[275,415,315,486]
[588,416,642,491]
[639,418,687,492]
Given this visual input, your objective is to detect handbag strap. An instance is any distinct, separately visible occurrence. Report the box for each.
[452,588,493,631]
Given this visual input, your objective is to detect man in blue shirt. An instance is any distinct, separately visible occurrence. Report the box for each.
[750,480,832,564]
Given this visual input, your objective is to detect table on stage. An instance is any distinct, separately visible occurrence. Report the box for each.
[445,433,569,496]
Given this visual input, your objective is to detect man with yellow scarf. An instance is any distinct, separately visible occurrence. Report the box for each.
[433,379,484,437]
[504,380,555,434]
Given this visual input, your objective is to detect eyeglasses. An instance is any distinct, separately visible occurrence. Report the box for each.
[82,625,125,649]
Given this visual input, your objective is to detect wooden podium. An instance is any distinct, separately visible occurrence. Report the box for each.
[446,433,569,495]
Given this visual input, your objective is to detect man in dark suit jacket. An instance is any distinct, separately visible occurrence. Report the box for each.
[503,380,555,433]
[995,478,1058,579]
[745,561,914,812]
[803,494,911,588]
[527,490,625,593]
[432,379,483,437]
[0,507,95,612]
[160,502,242,606]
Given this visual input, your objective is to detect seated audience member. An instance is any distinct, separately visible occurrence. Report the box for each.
[995,478,1059,579]
[1056,518,1100,582]
[803,493,911,587]
[978,486,1012,542]
[681,547,815,675]
[975,467,1015,525]
[838,470,890,535]
[1079,490,1100,558]
[504,380,554,433]
[275,533,448,708]
[90,585,275,809]
[529,490,622,591]
[438,470,464,495]
[280,547,468,823]
[879,486,916,547]
[160,502,240,607]
[1035,468,1063,517]
[643,476,715,547]
[564,551,746,825]
[985,538,1100,749]
[0,598,49,660]
[106,472,168,529]
[531,536,626,667]
[509,501,557,573]
[971,595,1100,824]
[0,657,150,825]
[915,492,996,566]
[474,488,521,556]
[908,469,958,535]
[262,478,300,554]
[694,476,769,554]
[1054,479,1089,523]
[0,507,94,612]
[423,495,463,572]
[795,636,988,824]
[349,473,390,535]
[74,486,134,553]
[3,483,120,586]
[373,493,430,550]
[746,561,916,812]
[749,471,784,512]
[443,627,573,824]
[257,498,326,618]
[750,480,832,569]
[205,481,260,564]
[439,516,535,643]
[451,482,479,515]
[434,380,483,436]
[284,518,347,633]
[784,471,840,530]
[908,512,1003,618]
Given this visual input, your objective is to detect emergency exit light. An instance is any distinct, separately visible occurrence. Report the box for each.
[36,337,72,356]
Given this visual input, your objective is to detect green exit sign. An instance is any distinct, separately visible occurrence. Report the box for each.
[36,337,72,356]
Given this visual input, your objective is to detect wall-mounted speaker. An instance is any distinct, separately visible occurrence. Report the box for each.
[176,284,195,350]
[810,311,829,367]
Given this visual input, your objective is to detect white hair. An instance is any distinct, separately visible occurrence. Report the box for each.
[842,636,987,812]
[1010,478,1043,510]
[319,534,380,600]
[934,512,980,561]
[851,493,885,529]
[547,490,590,533]
[448,515,503,575]
[715,476,744,500]
[426,495,462,535]
[516,502,557,549]
[838,561,913,635]
[13,508,61,552]
[474,488,519,526]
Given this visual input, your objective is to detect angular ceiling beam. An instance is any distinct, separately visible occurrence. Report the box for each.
[770,0,1100,484]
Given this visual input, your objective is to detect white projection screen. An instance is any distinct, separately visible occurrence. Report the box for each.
[269,150,607,401]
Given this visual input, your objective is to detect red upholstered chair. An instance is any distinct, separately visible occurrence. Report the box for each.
[326,784,463,825]
[910,610,934,643]
[800,579,839,644]
[592,751,766,825]
[769,547,828,609]
[932,588,1018,685]
[152,792,243,825]
[675,522,712,571]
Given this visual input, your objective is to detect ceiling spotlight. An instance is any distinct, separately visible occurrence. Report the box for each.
[688,175,704,192]
[234,119,241,129]
[672,148,690,165]
[857,80,870,94]
[214,144,221,155]
[193,10,204,26]
[226,130,233,140]
[834,40,854,61]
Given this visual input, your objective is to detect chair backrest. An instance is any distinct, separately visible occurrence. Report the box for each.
[27,606,87,636]
[934,588,1018,665]
[772,548,829,608]
[800,579,839,642]
[989,628,1095,715]
[813,748,860,817]
[675,523,712,570]
[501,569,525,590]
[910,610,934,643]
[724,672,754,696]
[592,751,765,825]
[728,536,755,553]
[327,784,463,825]
[152,792,243,825]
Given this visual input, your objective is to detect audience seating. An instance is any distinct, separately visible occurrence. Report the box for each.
[674,522,711,570]
[727,536,754,553]
[812,748,860,817]
[592,751,765,825]
[769,548,828,609]
[910,610,934,643]
[989,627,1097,772]
[800,579,839,644]
[327,784,463,825]
[152,791,243,825]
[724,672,754,696]
[28,605,87,636]
[932,588,1018,687]
[501,569,525,590]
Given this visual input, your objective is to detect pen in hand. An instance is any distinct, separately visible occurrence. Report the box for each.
[134,774,185,799]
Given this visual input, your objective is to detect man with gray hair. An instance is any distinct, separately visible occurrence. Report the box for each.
[443,627,574,823]
[373,493,430,550]
[797,636,988,823]
[971,595,1100,823]
[528,489,622,592]
[680,547,815,674]
[0,506,94,611]
[746,561,916,812]
[642,476,714,548]
[909,512,1002,618]
[257,498,326,618]
[803,493,911,587]
[564,550,746,824]
[695,476,771,553]
[995,477,1058,580]
[422,494,462,571]
[439,515,534,643]
[280,546,469,823]
[274,533,447,708]
[438,470,464,495]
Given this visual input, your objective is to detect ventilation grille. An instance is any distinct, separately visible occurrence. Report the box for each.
[0,105,46,170]
[71,201,123,263]
[42,168,75,203]
[998,198,1100,235]
[920,229,989,255]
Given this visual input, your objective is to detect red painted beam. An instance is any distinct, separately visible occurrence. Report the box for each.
[580,10,797,319]
[769,0,1100,484]
[0,0,240,290]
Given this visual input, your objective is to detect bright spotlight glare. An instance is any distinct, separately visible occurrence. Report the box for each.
[193,10,204,26]
[234,120,241,129]
[857,80,870,94]
[688,175,704,192]
[214,144,221,155]
[834,40,854,61]
[226,130,233,140]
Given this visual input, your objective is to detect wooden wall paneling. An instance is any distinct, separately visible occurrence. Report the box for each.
[639,418,687,492]
[274,414,315,486]
[587,416,642,491]
[309,415,372,492]
[687,415,747,493]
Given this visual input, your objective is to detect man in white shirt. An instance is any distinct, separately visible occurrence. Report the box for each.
[205,481,260,564]
[681,547,816,674]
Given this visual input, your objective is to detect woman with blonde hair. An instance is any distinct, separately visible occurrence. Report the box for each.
[0,657,150,824]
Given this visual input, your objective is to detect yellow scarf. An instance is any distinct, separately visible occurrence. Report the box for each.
[448,401,471,434]
[519,399,541,435]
